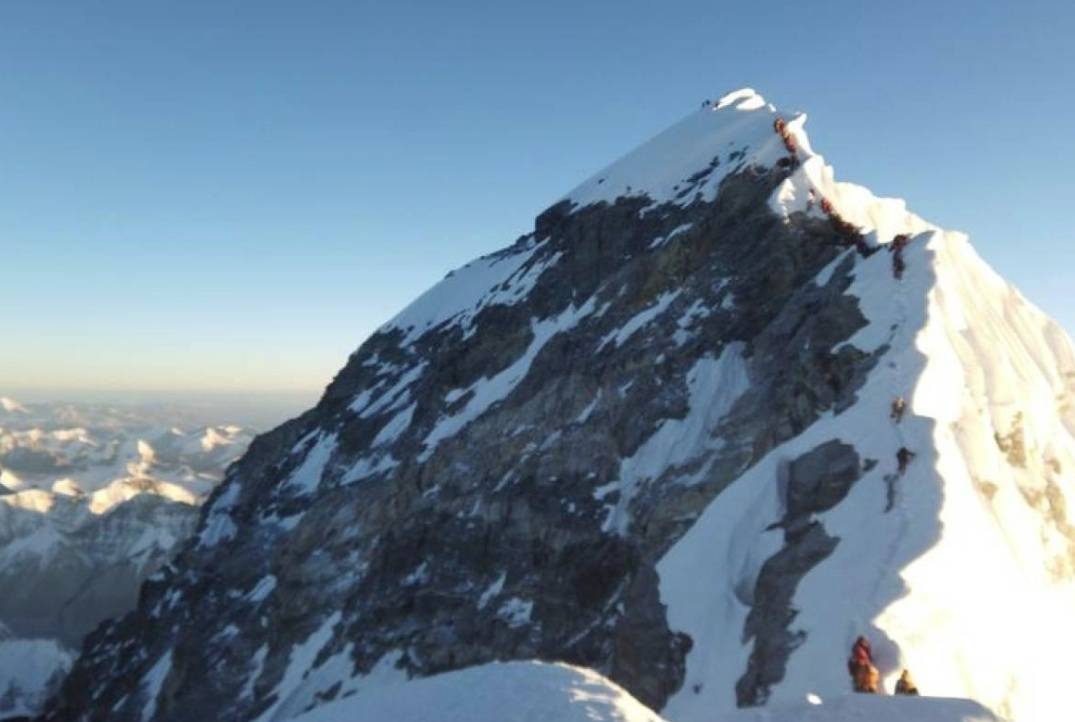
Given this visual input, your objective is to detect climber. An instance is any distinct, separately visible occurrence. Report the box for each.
[891,234,910,280]
[890,396,906,423]
[773,116,799,158]
[848,636,880,693]
[895,669,919,696]
[820,197,834,215]
[807,189,816,211]
[894,256,906,280]
[897,447,916,474]
[853,234,872,257]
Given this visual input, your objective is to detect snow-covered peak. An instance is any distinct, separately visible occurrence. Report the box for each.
[0,397,28,414]
[565,88,786,210]
[565,87,934,250]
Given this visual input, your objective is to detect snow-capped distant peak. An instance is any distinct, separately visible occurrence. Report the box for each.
[1,397,28,413]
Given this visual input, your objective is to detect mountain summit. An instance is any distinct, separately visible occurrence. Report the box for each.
[44,89,1075,722]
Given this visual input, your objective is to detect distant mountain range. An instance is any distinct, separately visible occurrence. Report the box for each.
[0,398,256,718]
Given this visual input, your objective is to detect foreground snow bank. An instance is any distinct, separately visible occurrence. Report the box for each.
[288,661,665,722]
[715,694,1001,722]
[285,660,1000,722]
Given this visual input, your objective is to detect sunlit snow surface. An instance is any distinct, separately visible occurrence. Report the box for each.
[1,400,254,564]
[649,93,1075,722]
[288,662,665,722]
[282,661,998,722]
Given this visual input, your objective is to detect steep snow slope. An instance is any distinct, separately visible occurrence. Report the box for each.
[658,106,1075,722]
[43,90,1074,722]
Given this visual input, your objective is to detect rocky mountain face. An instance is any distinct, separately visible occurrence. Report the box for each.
[0,402,254,719]
[41,90,1075,722]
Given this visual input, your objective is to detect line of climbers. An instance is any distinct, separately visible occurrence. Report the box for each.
[773,118,800,168]
[820,197,874,258]
[890,395,916,475]
[848,636,920,695]
[771,117,924,277]
[772,119,872,258]
[890,395,916,473]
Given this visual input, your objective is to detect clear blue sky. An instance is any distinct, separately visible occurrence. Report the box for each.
[2,0,1073,395]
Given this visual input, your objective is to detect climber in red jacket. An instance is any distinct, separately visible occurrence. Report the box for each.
[848,636,880,693]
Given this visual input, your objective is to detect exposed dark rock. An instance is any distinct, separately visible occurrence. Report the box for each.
[785,440,861,518]
[736,440,864,706]
[44,161,884,722]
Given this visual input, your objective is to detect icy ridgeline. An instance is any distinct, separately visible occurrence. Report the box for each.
[0,399,254,718]
[43,89,1075,722]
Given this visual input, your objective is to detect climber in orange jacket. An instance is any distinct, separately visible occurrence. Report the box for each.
[848,636,880,693]
[890,396,906,423]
